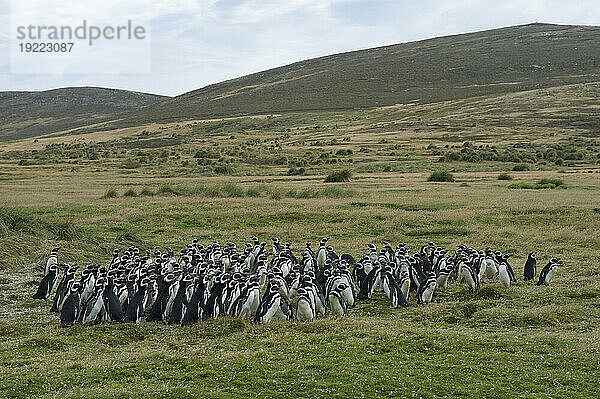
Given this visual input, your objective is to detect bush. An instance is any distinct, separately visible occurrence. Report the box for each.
[325,169,353,183]
[157,184,179,196]
[497,173,513,181]
[428,171,455,182]
[287,167,306,176]
[101,188,118,199]
[213,165,234,175]
[538,178,565,187]
[512,163,529,171]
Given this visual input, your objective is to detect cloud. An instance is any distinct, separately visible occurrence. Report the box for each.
[0,0,599,95]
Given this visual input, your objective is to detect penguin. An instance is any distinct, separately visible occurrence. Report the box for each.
[80,278,106,325]
[316,238,329,271]
[60,282,81,328]
[417,276,437,305]
[32,263,59,300]
[460,261,479,292]
[169,274,193,325]
[103,275,123,322]
[497,261,511,288]
[123,277,150,324]
[523,252,537,281]
[254,283,281,324]
[50,264,77,312]
[295,287,314,322]
[537,258,559,286]
[398,269,411,301]
[328,283,348,317]
[234,278,261,319]
[45,247,59,275]
[503,254,517,283]
[181,276,206,326]
[147,273,175,323]
[356,265,380,300]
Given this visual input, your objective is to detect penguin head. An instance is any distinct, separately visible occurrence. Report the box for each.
[530,252,536,259]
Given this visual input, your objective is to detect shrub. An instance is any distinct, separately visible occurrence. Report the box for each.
[512,163,529,171]
[101,188,118,199]
[538,178,565,187]
[287,167,306,176]
[497,173,513,181]
[428,171,455,182]
[213,165,234,175]
[325,169,353,183]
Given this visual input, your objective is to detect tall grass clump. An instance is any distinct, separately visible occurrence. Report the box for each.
[101,188,118,199]
[123,188,138,197]
[428,170,455,182]
[325,169,352,183]
[497,173,513,180]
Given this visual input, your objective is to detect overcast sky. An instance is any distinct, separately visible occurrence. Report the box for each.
[0,0,598,96]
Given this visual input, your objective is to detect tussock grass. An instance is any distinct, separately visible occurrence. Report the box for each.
[325,169,353,183]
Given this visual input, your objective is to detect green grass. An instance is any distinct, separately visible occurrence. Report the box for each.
[324,169,353,183]
[428,170,455,182]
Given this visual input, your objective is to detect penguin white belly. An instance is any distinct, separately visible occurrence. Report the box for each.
[82,295,104,325]
[400,279,410,300]
[546,267,557,284]
[422,283,436,304]
[328,295,345,317]
[296,299,314,321]
[498,268,511,287]
[262,297,280,323]
[478,262,487,280]
[462,269,476,291]
[437,273,449,290]
[342,286,355,307]
[485,260,497,279]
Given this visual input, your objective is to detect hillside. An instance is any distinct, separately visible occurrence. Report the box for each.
[125,23,600,124]
[0,87,168,142]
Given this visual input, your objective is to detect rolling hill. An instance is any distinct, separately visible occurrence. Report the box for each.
[0,87,167,142]
[124,23,600,124]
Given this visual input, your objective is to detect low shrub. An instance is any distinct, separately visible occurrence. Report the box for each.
[428,170,455,182]
[497,173,513,180]
[101,188,118,199]
[325,169,353,183]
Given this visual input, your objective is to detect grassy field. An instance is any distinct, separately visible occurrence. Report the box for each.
[1,82,600,398]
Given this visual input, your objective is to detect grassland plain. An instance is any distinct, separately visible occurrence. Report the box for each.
[1,81,600,397]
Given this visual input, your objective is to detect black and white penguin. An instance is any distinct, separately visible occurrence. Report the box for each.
[123,277,150,324]
[50,264,77,312]
[417,276,437,305]
[497,261,511,288]
[537,258,559,286]
[316,238,329,271]
[356,265,380,300]
[45,247,59,275]
[523,252,537,281]
[60,282,81,328]
[103,275,123,322]
[32,263,59,300]
[254,283,281,324]
[328,283,348,317]
[234,278,261,319]
[169,274,193,325]
[181,276,206,326]
[80,277,106,325]
[295,287,315,322]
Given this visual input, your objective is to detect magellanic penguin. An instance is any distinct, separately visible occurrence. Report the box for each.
[60,282,81,328]
[80,277,106,325]
[417,276,437,305]
[523,252,537,281]
[45,247,59,275]
[537,258,559,286]
[50,264,77,312]
[254,283,281,324]
[328,283,348,317]
[103,275,123,322]
[33,263,59,300]
[123,277,150,324]
[169,274,193,325]
[497,261,511,288]
[295,287,315,322]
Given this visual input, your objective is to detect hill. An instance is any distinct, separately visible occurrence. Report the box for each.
[0,87,168,142]
[125,23,600,124]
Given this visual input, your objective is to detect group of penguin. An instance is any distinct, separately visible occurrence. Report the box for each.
[32,239,560,328]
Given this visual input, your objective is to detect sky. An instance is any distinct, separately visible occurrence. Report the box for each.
[0,0,599,96]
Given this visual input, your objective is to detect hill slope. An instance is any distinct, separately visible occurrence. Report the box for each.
[0,87,168,142]
[126,23,600,124]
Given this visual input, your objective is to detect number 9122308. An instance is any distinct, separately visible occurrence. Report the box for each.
[19,43,74,52]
